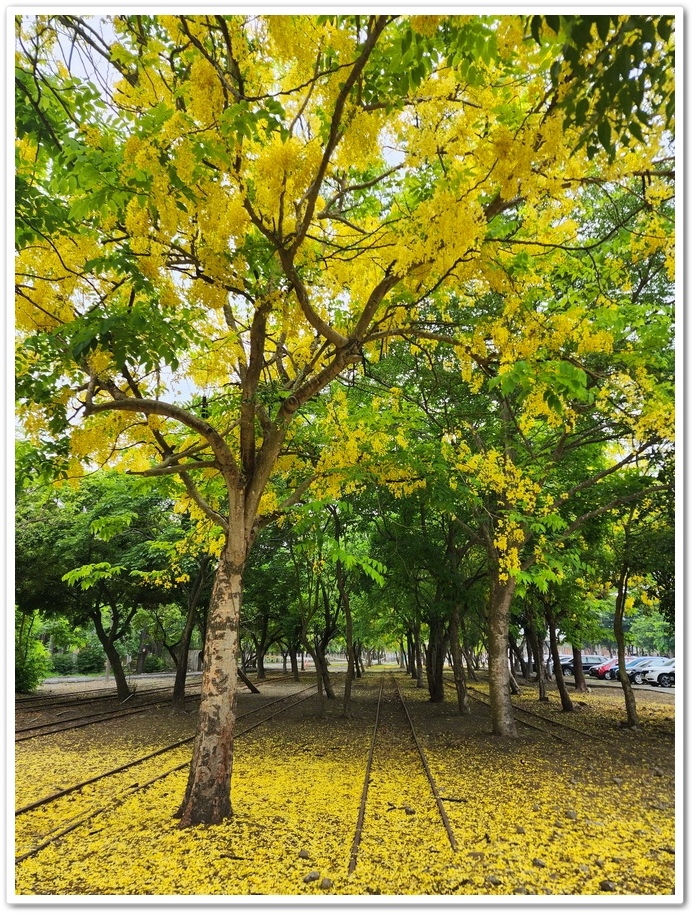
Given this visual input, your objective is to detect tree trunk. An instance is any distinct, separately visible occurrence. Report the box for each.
[546,610,574,713]
[353,642,363,677]
[414,624,424,688]
[342,613,355,716]
[571,645,590,693]
[425,619,447,702]
[463,645,478,681]
[135,628,148,675]
[290,647,300,681]
[318,649,335,699]
[176,550,242,827]
[92,611,132,702]
[614,565,640,728]
[305,644,325,714]
[527,624,547,702]
[236,666,261,694]
[337,557,355,715]
[449,608,470,714]
[406,631,417,679]
[510,638,530,679]
[102,642,131,700]
[172,561,209,712]
[487,573,518,737]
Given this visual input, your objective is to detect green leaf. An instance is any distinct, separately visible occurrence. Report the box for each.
[656,17,673,42]
[595,17,611,42]
[597,118,613,153]
[628,121,645,143]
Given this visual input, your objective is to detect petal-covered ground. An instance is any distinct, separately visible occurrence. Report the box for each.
[14,669,677,899]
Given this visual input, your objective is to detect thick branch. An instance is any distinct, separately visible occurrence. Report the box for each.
[180,472,229,533]
[83,394,238,484]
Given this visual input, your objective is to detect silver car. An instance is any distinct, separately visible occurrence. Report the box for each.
[642,658,675,688]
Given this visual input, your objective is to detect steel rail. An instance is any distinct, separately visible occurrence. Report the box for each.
[393,677,458,852]
[16,703,171,742]
[16,684,317,817]
[15,690,202,736]
[14,676,204,710]
[462,684,594,741]
[347,676,384,874]
[15,686,318,864]
[16,674,305,739]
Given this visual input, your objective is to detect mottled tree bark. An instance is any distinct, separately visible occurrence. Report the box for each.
[487,573,518,737]
[176,551,241,827]
[449,607,470,714]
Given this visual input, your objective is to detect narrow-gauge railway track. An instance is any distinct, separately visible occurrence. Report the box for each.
[452,681,614,742]
[15,674,300,740]
[14,677,204,711]
[15,672,294,717]
[15,683,318,864]
[15,692,202,742]
[348,675,458,876]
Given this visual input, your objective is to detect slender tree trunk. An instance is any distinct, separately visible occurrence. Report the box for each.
[414,624,424,688]
[425,619,447,702]
[172,615,196,712]
[176,549,242,827]
[527,624,548,702]
[353,642,363,677]
[546,609,574,712]
[318,648,335,699]
[487,573,518,737]
[305,644,325,714]
[102,641,131,701]
[236,666,260,693]
[172,560,209,712]
[406,631,417,679]
[571,645,590,693]
[510,638,530,679]
[463,645,478,681]
[449,607,470,714]
[342,607,355,715]
[256,648,267,681]
[290,647,300,681]
[614,564,639,728]
[92,610,132,701]
[135,628,148,675]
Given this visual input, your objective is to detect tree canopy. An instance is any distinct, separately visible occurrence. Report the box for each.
[15,13,676,826]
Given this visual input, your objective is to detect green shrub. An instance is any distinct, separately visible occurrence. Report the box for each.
[143,654,167,673]
[16,640,51,693]
[76,645,106,674]
[50,653,76,675]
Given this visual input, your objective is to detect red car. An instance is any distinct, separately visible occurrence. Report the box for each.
[589,658,619,680]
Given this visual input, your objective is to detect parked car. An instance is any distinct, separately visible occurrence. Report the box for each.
[589,657,619,679]
[643,659,675,688]
[606,656,653,680]
[630,657,672,685]
[548,655,572,674]
[560,654,605,677]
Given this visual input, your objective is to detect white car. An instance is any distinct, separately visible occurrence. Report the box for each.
[642,659,675,688]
